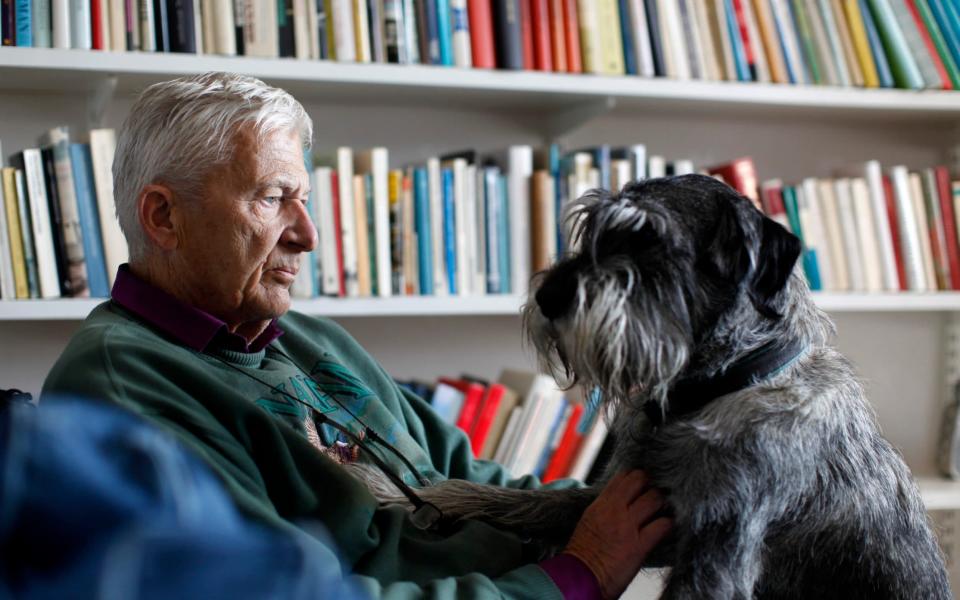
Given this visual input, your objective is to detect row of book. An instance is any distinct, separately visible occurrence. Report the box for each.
[3,0,960,90]
[399,369,611,482]
[760,166,960,292]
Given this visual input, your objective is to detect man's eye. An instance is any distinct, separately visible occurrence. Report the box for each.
[262,196,282,206]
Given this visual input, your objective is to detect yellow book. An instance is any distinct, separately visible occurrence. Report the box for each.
[842,0,880,88]
[597,0,625,74]
[577,0,604,73]
[353,174,372,297]
[2,168,28,299]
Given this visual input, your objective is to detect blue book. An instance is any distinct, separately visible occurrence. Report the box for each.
[724,0,751,81]
[769,0,801,82]
[14,0,30,47]
[497,175,510,293]
[413,168,434,295]
[859,0,895,88]
[421,0,449,65]
[483,166,502,294]
[781,186,821,290]
[441,168,456,294]
[69,144,110,298]
[533,400,571,479]
[930,0,960,68]
[435,0,454,65]
[618,0,637,75]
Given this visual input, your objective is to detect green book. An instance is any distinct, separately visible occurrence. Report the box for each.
[915,0,960,88]
[791,0,824,84]
[865,0,926,88]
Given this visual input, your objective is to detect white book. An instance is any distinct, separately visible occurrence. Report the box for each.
[568,412,609,481]
[709,0,737,80]
[353,0,372,62]
[673,159,695,176]
[246,0,279,57]
[202,0,217,53]
[450,0,473,67]
[648,155,666,178]
[630,144,647,180]
[90,129,128,286]
[108,0,125,51]
[611,159,631,192]
[658,0,690,79]
[816,179,850,291]
[909,172,937,289]
[850,177,883,292]
[448,158,471,296]
[834,178,866,291]
[355,148,392,298]
[507,145,533,296]
[577,0,604,73]
[770,0,807,84]
[496,371,557,475]
[32,0,53,48]
[336,147,359,296]
[313,167,340,296]
[511,387,566,477]
[211,0,237,54]
[484,167,502,293]
[139,0,156,51]
[628,0,655,77]
[402,0,420,63]
[427,157,448,296]
[492,405,523,465]
[52,0,71,48]
[678,0,704,78]
[863,160,900,292]
[817,0,852,86]
[307,0,321,59]
[692,0,721,80]
[21,150,60,299]
[431,382,465,425]
[800,179,833,290]
[0,178,15,300]
[294,0,311,58]
[70,0,92,49]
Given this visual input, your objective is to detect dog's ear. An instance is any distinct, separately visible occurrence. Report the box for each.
[535,259,580,320]
[748,215,802,318]
[701,198,752,286]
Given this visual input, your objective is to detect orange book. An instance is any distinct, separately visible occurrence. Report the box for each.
[562,0,582,71]
[520,0,535,68]
[548,0,568,71]
[530,0,554,69]
[470,383,507,457]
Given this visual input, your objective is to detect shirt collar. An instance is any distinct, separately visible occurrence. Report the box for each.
[110,264,284,353]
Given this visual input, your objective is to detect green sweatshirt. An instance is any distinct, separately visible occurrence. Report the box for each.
[42,302,572,599]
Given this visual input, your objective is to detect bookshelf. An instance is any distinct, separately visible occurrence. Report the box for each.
[2,45,960,596]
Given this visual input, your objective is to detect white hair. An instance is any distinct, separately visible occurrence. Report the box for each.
[113,72,313,262]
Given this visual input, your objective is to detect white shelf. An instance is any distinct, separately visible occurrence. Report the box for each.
[1,47,959,124]
[919,477,960,511]
[4,292,960,320]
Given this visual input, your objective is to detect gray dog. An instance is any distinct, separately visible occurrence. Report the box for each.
[373,174,951,599]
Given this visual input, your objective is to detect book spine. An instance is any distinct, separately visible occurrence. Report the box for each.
[928,0,960,71]
[89,129,126,286]
[20,150,60,298]
[880,174,907,290]
[51,0,69,46]
[890,166,926,290]
[435,0,453,63]
[48,128,89,297]
[14,0,31,46]
[864,160,900,291]
[484,167,501,293]
[1,169,28,298]
[13,170,40,297]
[441,168,456,294]
[413,167,434,294]
[139,0,156,51]
[451,0,473,65]
[467,0,495,66]
[859,0,895,85]
[865,0,926,88]
[69,144,110,298]
[373,149,391,297]
[844,0,880,85]
[492,0,523,67]
[916,0,960,87]
[31,0,51,46]
[529,0,551,69]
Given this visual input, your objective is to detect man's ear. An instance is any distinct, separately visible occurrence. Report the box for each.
[138,184,180,252]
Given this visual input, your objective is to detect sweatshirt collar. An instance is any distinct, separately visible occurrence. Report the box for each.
[110,264,283,354]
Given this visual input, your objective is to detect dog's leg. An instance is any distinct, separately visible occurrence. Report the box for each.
[658,515,766,600]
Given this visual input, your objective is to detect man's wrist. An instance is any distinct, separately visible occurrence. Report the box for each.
[539,552,603,600]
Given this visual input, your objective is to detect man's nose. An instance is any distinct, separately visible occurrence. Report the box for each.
[283,200,319,252]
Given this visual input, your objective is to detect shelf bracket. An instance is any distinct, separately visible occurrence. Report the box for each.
[539,96,618,142]
[87,75,118,131]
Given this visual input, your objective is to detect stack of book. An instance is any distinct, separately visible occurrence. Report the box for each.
[2,0,959,89]
[399,369,611,482]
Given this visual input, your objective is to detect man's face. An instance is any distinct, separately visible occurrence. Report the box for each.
[174,126,317,334]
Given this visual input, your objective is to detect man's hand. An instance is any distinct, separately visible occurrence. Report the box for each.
[563,470,672,599]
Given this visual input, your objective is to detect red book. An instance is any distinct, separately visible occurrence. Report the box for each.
[529,0,553,70]
[468,0,497,68]
[470,383,506,456]
[882,175,907,291]
[904,0,953,90]
[935,166,960,289]
[519,0,535,69]
[91,0,105,50]
[561,0,581,72]
[541,403,585,483]
[731,0,756,76]
[330,171,346,297]
[441,378,486,438]
[547,0,567,71]
[707,157,761,210]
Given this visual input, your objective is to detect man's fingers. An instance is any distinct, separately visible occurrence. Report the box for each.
[608,470,649,505]
[629,488,664,524]
[636,517,673,557]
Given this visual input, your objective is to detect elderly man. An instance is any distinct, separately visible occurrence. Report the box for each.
[43,72,670,599]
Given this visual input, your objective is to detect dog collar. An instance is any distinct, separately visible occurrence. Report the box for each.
[644,338,808,427]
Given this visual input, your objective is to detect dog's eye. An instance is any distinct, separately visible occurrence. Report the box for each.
[596,226,659,259]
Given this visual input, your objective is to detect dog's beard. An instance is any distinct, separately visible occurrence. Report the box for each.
[524,260,694,412]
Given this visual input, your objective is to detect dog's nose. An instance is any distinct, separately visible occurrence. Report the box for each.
[536,261,579,320]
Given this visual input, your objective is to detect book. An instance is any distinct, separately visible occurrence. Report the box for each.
[752,0,789,83]
[881,174,907,290]
[909,171,937,287]
[783,185,822,289]
[505,145,533,295]
[13,150,60,298]
[71,0,92,49]
[0,169,15,299]
[355,148,392,297]
[850,176,884,291]
[441,167,457,294]
[892,0,946,88]
[864,0,925,88]
[33,0,51,47]
[13,170,40,297]
[863,160,901,291]
[44,126,89,298]
[336,147,359,296]
[643,0,666,76]
[402,168,419,294]
[530,0,552,69]
[562,0,582,71]
[830,0,866,86]
[531,170,557,273]
[52,0,69,47]
[69,143,110,298]
[928,0,960,73]
[1,168,28,298]
[353,0,372,62]
[427,156,448,295]
[617,0,637,74]
[935,166,960,289]
[313,167,340,296]
[478,381,520,459]
[834,178,867,291]
[541,400,585,482]
[890,165,927,290]
[578,0,604,71]
[328,0,355,60]
[85,129,125,287]
[441,377,486,436]
[470,382,509,457]
[468,0,496,67]
[435,0,454,64]
[817,0,853,85]
[39,146,73,297]
[844,0,882,86]
[914,0,960,88]
[771,0,809,83]
[352,174,372,296]
[532,399,573,477]
[413,166,434,294]
[859,0,895,86]
[707,157,761,209]
[389,169,404,294]
[495,369,558,475]
[921,168,950,289]
[568,401,609,481]
[430,381,465,424]
[816,178,850,290]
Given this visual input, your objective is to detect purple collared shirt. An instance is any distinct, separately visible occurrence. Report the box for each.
[110,264,283,353]
[109,265,600,599]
